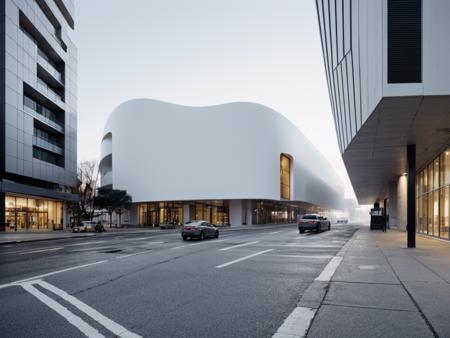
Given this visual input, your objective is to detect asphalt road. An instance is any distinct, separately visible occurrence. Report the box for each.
[0,223,359,338]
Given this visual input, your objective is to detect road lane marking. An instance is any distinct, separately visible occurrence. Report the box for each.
[171,239,226,250]
[72,246,114,252]
[21,282,105,338]
[272,306,316,338]
[69,241,107,246]
[215,249,273,268]
[219,241,260,251]
[37,280,142,338]
[124,237,152,241]
[19,247,64,255]
[0,260,108,289]
[115,251,151,259]
[267,254,333,259]
[315,256,343,281]
[268,231,281,234]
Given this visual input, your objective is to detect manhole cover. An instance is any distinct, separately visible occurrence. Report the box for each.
[101,249,122,253]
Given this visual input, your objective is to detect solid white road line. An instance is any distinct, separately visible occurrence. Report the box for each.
[272,306,316,338]
[124,237,152,241]
[315,256,343,281]
[215,249,273,268]
[219,241,260,251]
[171,239,226,250]
[0,260,108,289]
[37,280,142,338]
[268,231,281,234]
[19,247,64,255]
[21,282,105,338]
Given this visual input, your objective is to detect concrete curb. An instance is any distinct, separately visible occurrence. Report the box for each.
[272,228,359,338]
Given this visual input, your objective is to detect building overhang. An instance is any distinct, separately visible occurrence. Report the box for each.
[343,95,450,204]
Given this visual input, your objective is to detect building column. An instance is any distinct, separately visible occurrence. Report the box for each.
[0,192,5,232]
[183,203,191,224]
[407,144,416,248]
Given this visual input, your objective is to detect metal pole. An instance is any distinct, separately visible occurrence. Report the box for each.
[407,144,416,248]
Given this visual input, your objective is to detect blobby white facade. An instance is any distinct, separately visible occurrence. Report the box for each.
[100,99,344,226]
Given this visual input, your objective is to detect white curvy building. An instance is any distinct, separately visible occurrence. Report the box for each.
[100,99,344,226]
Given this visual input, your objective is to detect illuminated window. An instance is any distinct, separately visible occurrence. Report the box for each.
[280,154,291,200]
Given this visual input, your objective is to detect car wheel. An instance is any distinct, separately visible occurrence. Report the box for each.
[215,231,219,238]
[182,236,188,241]
[199,231,204,240]
[299,229,305,234]
[316,223,321,233]
[328,224,331,231]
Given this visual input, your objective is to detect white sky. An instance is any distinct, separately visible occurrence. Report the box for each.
[73,0,356,199]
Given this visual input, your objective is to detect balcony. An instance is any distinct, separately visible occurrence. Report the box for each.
[33,135,64,155]
[23,104,64,133]
[37,49,63,84]
[36,78,64,107]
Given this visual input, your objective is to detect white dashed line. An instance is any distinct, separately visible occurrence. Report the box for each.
[18,247,64,255]
[219,241,259,251]
[215,249,273,268]
[171,239,226,249]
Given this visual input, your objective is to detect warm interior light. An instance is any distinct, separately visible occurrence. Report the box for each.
[446,151,449,156]
[402,173,407,176]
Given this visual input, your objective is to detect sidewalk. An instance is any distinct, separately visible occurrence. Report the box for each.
[307,226,450,337]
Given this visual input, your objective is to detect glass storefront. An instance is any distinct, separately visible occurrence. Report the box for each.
[138,202,184,226]
[252,200,300,225]
[192,200,229,226]
[4,195,64,231]
[417,147,450,239]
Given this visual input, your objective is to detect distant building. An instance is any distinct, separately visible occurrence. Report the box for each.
[316,0,450,244]
[1,0,77,231]
[99,99,344,226]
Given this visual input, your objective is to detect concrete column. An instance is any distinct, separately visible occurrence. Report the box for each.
[229,199,242,226]
[246,201,253,225]
[397,175,407,231]
[388,181,398,228]
[407,144,416,248]
[183,203,191,224]
[0,192,4,232]
[130,204,139,225]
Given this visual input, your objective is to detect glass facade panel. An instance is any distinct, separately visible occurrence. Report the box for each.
[137,201,184,226]
[417,147,450,239]
[4,195,65,231]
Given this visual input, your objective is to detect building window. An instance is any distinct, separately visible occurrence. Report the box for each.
[416,147,450,239]
[387,0,422,83]
[280,154,291,200]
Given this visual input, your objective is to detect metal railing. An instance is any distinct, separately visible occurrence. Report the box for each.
[23,105,64,133]
[33,135,64,155]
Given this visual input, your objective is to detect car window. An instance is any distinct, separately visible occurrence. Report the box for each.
[302,215,317,220]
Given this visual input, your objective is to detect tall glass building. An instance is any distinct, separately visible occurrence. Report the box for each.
[1,0,77,231]
[316,0,450,244]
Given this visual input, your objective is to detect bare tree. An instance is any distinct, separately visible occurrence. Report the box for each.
[68,160,99,225]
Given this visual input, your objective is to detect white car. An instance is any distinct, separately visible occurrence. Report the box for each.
[298,214,331,234]
[72,221,96,233]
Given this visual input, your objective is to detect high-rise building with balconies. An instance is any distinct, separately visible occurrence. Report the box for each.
[1,0,77,231]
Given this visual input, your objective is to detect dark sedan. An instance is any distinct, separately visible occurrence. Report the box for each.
[181,221,219,240]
